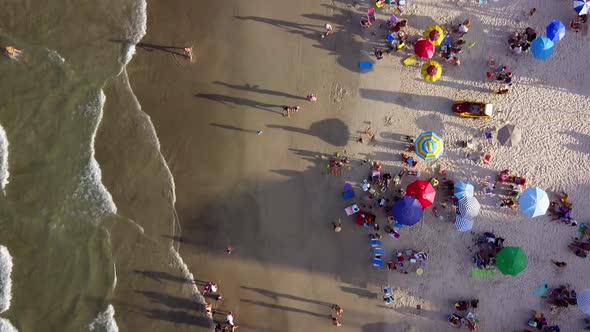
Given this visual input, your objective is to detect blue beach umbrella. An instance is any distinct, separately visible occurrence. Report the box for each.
[531,37,555,60]
[519,187,550,218]
[546,20,566,41]
[455,215,474,232]
[574,0,590,15]
[393,196,423,226]
[414,131,444,161]
[454,181,474,200]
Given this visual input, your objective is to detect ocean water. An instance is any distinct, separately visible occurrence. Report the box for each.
[0,1,202,331]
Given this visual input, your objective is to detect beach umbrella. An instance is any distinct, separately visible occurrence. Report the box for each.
[424,25,444,46]
[458,196,481,219]
[455,215,474,232]
[531,36,555,60]
[414,38,435,59]
[497,124,522,147]
[454,181,475,199]
[496,246,527,276]
[421,61,442,82]
[406,180,436,209]
[414,131,444,160]
[519,187,550,218]
[546,20,566,41]
[574,0,590,15]
[578,289,590,314]
[393,196,424,226]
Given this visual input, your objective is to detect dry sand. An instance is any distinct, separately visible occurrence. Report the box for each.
[114,0,590,331]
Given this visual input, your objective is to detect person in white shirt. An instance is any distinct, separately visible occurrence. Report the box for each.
[226,312,234,326]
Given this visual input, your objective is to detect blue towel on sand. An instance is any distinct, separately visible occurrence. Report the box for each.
[358,61,373,70]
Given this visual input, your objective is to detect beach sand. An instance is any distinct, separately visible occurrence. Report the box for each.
[103,0,590,331]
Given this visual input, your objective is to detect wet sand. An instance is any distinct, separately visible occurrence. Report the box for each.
[101,0,590,331]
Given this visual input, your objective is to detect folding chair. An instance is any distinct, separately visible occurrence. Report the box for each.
[383,286,393,296]
[373,248,385,257]
[370,239,383,247]
[372,258,385,267]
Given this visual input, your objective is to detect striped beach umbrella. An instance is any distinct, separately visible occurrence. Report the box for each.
[421,61,442,82]
[414,131,444,160]
[578,289,590,314]
[496,247,527,276]
[406,180,436,209]
[455,215,474,232]
[424,25,444,46]
[546,20,566,41]
[458,196,481,219]
[574,0,590,15]
[519,187,549,218]
[454,181,474,199]
[531,36,555,60]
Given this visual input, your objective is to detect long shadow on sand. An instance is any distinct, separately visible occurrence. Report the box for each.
[136,290,210,327]
[209,123,260,134]
[241,286,334,306]
[213,81,308,101]
[359,89,454,113]
[194,93,285,115]
[240,299,331,318]
[267,118,351,146]
[134,270,192,284]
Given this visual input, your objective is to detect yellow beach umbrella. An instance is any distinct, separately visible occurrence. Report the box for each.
[421,61,442,82]
[424,25,444,46]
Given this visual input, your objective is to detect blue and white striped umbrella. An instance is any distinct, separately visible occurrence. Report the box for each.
[458,196,481,219]
[455,215,474,232]
[574,0,590,15]
[454,180,474,199]
[578,289,590,314]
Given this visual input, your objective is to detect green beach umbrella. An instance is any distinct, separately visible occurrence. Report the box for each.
[496,247,527,276]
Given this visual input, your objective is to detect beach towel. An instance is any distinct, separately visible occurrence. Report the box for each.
[534,282,550,298]
[403,55,416,66]
[372,258,384,267]
[370,239,383,247]
[342,190,355,200]
[358,61,373,70]
[471,267,496,279]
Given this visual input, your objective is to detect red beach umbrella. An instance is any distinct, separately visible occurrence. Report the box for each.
[414,38,435,59]
[406,180,436,208]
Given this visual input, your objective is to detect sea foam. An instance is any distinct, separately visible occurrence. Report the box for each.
[0,124,9,191]
[88,305,118,332]
[0,318,18,332]
[0,246,13,314]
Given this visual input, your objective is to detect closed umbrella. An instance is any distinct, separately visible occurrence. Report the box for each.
[519,187,550,218]
[393,196,424,226]
[424,25,444,46]
[546,20,566,41]
[414,131,444,160]
[577,289,590,314]
[497,124,522,147]
[531,36,555,60]
[458,196,480,219]
[414,38,435,59]
[406,180,436,209]
[496,247,527,276]
[455,215,474,232]
[454,181,474,199]
[421,61,442,82]
[574,0,590,15]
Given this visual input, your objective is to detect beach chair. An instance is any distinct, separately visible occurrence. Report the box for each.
[370,239,383,247]
[403,55,416,66]
[372,258,385,267]
[358,61,373,70]
[373,248,386,257]
[383,286,393,296]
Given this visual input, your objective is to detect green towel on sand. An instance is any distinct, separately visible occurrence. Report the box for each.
[471,267,496,279]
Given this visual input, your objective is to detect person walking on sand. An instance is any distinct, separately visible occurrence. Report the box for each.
[5,46,22,60]
[283,106,300,117]
[226,311,235,326]
[331,315,342,327]
[307,93,317,102]
[551,260,567,268]
[322,23,333,38]
[332,220,342,233]
[333,304,343,316]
